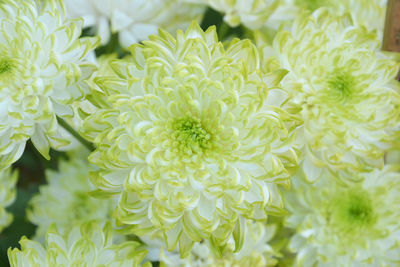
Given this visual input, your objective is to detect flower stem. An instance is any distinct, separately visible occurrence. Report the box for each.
[218,22,231,40]
[57,117,95,152]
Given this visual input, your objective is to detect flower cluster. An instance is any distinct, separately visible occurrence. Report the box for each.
[1,0,400,266]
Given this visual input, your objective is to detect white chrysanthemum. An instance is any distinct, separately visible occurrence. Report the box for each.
[268,9,400,181]
[65,0,205,47]
[0,167,17,233]
[0,0,98,170]
[268,0,386,38]
[81,22,298,256]
[151,221,279,267]
[27,149,116,242]
[8,221,151,267]
[187,0,279,30]
[283,166,400,266]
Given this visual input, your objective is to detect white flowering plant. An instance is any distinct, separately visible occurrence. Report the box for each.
[1,0,400,266]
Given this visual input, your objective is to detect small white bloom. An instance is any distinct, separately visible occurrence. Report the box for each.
[27,148,116,243]
[65,0,205,47]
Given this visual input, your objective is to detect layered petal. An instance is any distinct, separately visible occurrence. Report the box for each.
[156,220,280,266]
[8,221,150,267]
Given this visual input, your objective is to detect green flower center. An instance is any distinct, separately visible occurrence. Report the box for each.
[172,116,211,155]
[345,195,373,224]
[327,71,355,100]
[331,190,375,233]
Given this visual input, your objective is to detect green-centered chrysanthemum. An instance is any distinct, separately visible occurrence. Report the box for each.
[0,167,17,233]
[157,220,280,266]
[268,9,400,182]
[81,22,298,256]
[283,166,400,266]
[27,149,116,242]
[8,221,151,267]
[0,0,98,170]
[268,0,386,38]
